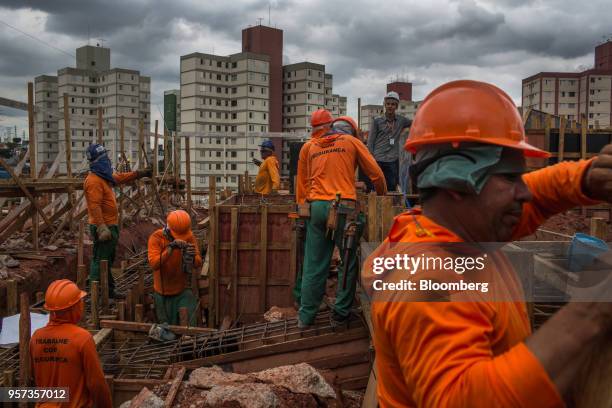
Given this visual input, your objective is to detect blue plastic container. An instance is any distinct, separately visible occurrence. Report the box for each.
[567,233,609,272]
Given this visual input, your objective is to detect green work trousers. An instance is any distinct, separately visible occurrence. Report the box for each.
[153,289,198,326]
[89,224,119,294]
[298,200,364,325]
[292,220,307,304]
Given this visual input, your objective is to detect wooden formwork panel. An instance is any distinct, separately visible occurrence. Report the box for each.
[212,195,297,324]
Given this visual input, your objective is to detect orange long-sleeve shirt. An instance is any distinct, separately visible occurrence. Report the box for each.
[30,321,112,408]
[147,228,203,296]
[363,159,598,408]
[83,171,137,226]
[254,155,280,195]
[296,130,387,204]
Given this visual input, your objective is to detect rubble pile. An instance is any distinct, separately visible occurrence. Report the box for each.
[122,363,362,408]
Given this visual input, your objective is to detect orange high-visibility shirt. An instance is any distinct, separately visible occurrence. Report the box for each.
[30,322,112,408]
[296,130,386,204]
[83,171,137,226]
[254,155,280,195]
[363,159,598,408]
[147,228,203,296]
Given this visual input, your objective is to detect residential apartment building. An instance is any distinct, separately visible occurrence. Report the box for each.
[34,45,151,172]
[178,24,347,190]
[522,41,612,128]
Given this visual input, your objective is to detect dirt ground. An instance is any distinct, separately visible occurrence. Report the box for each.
[521,210,611,241]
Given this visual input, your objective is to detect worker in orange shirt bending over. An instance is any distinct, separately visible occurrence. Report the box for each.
[148,210,202,326]
[253,139,280,195]
[30,279,112,408]
[83,143,151,299]
[362,80,612,407]
[296,109,386,328]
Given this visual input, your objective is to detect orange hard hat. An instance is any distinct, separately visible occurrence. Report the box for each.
[333,116,358,132]
[167,209,192,238]
[404,80,550,158]
[310,109,334,127]
[44,279,87,311]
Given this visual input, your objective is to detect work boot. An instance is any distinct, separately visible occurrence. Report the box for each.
[297,318,312,330]
[330,312,349,329]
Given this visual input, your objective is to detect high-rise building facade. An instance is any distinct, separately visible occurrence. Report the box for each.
[34,45,151,172]
[522,42,612,129]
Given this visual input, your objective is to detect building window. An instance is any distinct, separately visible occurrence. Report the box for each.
[249,86,254,92]
[231,87,237,94]
[569,92,576,97]
[232,113,237,119]
[308,81,312,87]
[231,151,237,158]
[263,113,267,120]
[249,112,253,119]
[261,87,266,94]
[216,163,221,170]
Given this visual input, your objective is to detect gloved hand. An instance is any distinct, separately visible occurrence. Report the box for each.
[97,224,112,242]
[169,239,188,249]
[252,158,262,167]
[186,244,196,256]
[584,144,612,201]
[136,168,152,179]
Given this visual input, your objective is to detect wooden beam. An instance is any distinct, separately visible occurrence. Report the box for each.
[164,367,186,408]
[63,93,72,177]
[99,320,216,335]
[590,217,607,240]
[230,207,239,320]
[6,279,18,315]
[185,136,192,211]
[259,205,268,314]
[367,192,377,242]
[27,82,36,180]
[19,293,31,390]
[0,157,53,227]
[153,120,159,177]
[100,260,109,314]
[91,280,100,329]
[93,328,113,348]
[558,115,566,162]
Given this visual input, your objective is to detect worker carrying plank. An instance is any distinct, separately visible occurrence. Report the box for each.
[83,143,151,299]
[147,209,202,326]
[252,139,281,195]
[30,279,112,408]
[296,109,386,328]
[362,80,612,407]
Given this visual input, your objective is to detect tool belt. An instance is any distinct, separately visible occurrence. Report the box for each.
[327,199,361,237]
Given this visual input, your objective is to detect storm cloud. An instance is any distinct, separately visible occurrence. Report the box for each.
[0,0,608,134]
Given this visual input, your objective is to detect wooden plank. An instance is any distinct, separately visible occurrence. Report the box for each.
[164,367,186,408]
[99,320,215,335]
[63,93,72,177]
[558,115,565,162]
[590,217,607,240]
[367,192,377,242]
[7,279,18,315]
[581,116,588,159]
[19,293,31,392]
[93,328,113,348]
[153,120,159,177]
[135,304,144,323]
[230,207,239,320]
[181,327,368,368]
[91,280,100,329]
[380,196,394,240]
[0,157,52,227]
[77,264,87,290]
[259,205,268,313]
[100,260,109,314]
[27,82,36,180]
[185,136,192,211]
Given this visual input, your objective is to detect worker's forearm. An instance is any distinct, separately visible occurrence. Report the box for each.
[526,302,608,395]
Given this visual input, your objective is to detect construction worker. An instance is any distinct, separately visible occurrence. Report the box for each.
[148,209,202,325]
[296,109,386,328]
[362,80,612,407]
[366,91,411,192]
[30,279,112,408]
[253,139,281,195]
[83,143,151,298]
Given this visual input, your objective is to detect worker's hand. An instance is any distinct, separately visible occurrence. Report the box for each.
[97,224,112,242]
[186,244,196,256]
[136,168,153,179]
[252,158,262,167]
[173,239,188,249]
[584,144,612,201]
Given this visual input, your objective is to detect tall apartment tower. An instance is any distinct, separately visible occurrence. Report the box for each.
[522,42,612,129]
[282,62,327,133]
[34,45,151,172]
[242,25,283,132]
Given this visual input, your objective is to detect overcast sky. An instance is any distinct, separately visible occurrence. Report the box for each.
[1,0,610,137]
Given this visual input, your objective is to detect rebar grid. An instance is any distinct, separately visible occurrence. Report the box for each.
[98,310,366,379]
[0,345,20,385]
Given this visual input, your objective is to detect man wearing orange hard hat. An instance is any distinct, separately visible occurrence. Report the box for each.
[30,279,112,408]
[295,109,386,329]
[148,210,202,325]
[362,80,612,407]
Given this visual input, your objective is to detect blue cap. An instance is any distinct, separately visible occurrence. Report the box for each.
[259,140,275,151]
[86,144,107,162]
